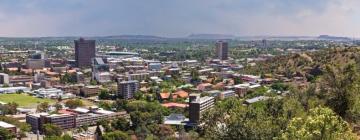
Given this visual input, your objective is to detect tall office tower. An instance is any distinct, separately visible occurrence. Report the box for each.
[117,80,139,99]
[215,40,228,60]
[262,39,267,48]
[189,95,215,123]
[75,38,96,67]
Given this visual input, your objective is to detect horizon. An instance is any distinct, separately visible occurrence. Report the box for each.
[0,0,360,37]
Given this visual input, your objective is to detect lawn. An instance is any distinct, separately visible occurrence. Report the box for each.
[0,93,55,108]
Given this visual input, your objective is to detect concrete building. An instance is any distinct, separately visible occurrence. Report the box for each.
[0,86,31,94]
[33,88,64,98]
[92,57,111,83]
[0,73,9,85]
[215,41,228,60]
[81,86,101,97]
[148,63,162,71]
[26,59,45,69]
[117,80,139,99]
[126,73,149,81]
[26,113,75,134]
[0,121,17,135]
[76,72,85,83]
[75,38,96,67]
[189,95,215,123]
[26,109,127,134]
[218,90,236,100]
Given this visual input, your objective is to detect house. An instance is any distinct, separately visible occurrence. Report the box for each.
[218,90,236,100]
[159,92,171,101]
[197,83,213,91]
[172,90,189,99]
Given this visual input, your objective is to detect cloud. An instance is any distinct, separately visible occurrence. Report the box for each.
[0,0,359,37]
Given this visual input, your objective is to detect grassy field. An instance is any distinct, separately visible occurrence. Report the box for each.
[0,94,55,108]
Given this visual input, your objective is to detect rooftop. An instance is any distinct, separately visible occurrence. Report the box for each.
[0,121,15,128]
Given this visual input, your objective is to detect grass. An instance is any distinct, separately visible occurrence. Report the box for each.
[0,93,55,108]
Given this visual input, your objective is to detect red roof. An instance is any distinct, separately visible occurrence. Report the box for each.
[173,90,189,98]
[162,102,189,108]
[160,92,170,99]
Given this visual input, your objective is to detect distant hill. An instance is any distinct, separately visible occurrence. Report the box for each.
[317,35,351,41]
[187,34,236,40]
[100,35,166,40]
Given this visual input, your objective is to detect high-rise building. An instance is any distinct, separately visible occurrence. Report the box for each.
[75,38,96,67]
[262,39,267,48]
[215,41,228,60]
[117,80,139,99]
[189,95,215,123]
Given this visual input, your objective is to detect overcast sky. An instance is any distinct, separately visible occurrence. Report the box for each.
[0,0,359,37]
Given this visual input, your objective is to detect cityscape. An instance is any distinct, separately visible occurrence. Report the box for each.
[0,1,360,140]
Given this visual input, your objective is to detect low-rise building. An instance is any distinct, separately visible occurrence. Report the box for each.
[0,121,17,135]
[218,90,236,99]
[33,88,64,98]
[81,86,101,97]
[0,86,31,94]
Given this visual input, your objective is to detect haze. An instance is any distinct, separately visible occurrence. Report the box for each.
[0,0,359,37]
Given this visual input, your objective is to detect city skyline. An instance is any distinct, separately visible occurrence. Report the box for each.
[0,0,360,37]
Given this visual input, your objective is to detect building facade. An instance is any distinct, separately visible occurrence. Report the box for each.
[189,95,215,123]
[215,41,228,60]
[75,38,96,67]
[117,80,139,99]
[0,73,9,85]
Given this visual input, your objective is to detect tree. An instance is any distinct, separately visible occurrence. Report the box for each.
[278,107,357,140]
[37,102,50,112]
[134,91,143,100]
[234,76,243,85]
[99,89,111,100]
[65,99,83,109]
[97,119,112,132]
[62,134,73,140]
[1,102,18,115]
[102,130,129,140]
[152,124,174,140]
[112,99,128,111]
[53,103,63,112]
[98,101,112,111]
[95,125,102,140]
[111,117,130,131]
[43,124,62,137]
[0,128,15,140]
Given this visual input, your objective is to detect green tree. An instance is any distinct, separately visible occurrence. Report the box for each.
[102,130,129,140]
[99,89,110,100]
[37,102,50,112]
[65,99,83,109]
[278,107,357,140]
[43,124,62,137]
[1,102,18,115]
[111,117,130,131]
[0,128,15,140]
[113,99,128,111]
[53,103,63,112]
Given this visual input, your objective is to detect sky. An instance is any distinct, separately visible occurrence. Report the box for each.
[0,0,360,37]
